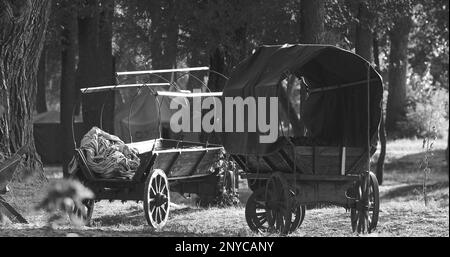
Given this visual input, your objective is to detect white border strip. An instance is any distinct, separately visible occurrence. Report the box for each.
[116,67,210,76]
[80,83,170,93]
[156,91,223,97]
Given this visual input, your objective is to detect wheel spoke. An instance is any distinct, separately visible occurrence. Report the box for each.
[157,176,162,193]
[157,207,162,222]
[161,183,167,194]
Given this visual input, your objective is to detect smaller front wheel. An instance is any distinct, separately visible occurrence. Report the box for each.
[144,169,170,229]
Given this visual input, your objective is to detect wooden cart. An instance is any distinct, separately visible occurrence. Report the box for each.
[70,67,227,228]
[70,138,223,228]
[221,44,384,235]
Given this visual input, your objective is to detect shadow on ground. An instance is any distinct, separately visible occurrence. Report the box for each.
[384,149,448,172]
[0,227,222,237]
[381,181,449,201]
[93,205,204,227]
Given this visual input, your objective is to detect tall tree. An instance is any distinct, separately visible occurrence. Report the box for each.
[77,0,115,134]
[298,0,326,136]
[0,0,52,176]
[352,0,385,184]
[300,0,325,44]
[60,0,78,177]
[36,48,48,114]
[385,15,412,135]
[354,0,373,61]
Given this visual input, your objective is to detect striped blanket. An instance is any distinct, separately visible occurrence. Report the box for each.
[80,127,140,179]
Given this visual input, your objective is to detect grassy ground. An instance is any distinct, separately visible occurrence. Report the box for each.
[0,139,448,237]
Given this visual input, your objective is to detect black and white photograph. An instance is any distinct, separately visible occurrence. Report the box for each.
[0,0,448,245]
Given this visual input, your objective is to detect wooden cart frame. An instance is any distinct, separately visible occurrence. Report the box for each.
[70,67,229,229]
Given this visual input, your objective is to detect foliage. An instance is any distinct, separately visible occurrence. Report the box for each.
[36,0,449,139]
[197,151,240,208]
[397,72,449,138]
[419,127,437,206]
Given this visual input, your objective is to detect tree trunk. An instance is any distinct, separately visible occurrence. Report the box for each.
[149,1,164,71]
[60,3,78,177]
[299,0,325,136]
[149,0,178,80]
[36,48,48,114]
[385,16,412,136]
[373,32,386,185]
[77,1,100,127]
[300,0,325,44]
[207,46,226,92]
[186,49,207,91]
[77,0,115,134]
[97,0,115,133]
[0,0,52,179]
[354,0,373,63]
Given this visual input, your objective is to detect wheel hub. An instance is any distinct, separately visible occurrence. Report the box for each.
[154,193,168,207]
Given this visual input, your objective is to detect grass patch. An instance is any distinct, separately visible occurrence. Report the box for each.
[1,139,448,237]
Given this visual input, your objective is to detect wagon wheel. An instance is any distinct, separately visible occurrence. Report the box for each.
[351,172,379,234]
[289,203,306,233]
[265,172,292,235]
[245,187,269,233]
[70,199,95,226]
[246,187,305,234]
[144,169,170,229]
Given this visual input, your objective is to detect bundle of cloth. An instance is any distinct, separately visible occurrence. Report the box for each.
[78,127,140,179]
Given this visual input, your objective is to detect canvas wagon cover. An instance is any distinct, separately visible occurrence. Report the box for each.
[221,44,383,155]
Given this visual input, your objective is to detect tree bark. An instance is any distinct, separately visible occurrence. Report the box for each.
[300,0,325,44]
[36,47,48,114]
[97,0,115,133]
[77,0,115,134]
[385,16,412,136]
[207,46,226,92]
[0,0,52,178]
[149,0,179,79]
[299,0,325,136]
[77,0,100,125]
[354,0,373,63]
[60,3,78,177]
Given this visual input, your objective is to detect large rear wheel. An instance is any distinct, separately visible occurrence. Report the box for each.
[245,187,305,234]
[265,172,292,235]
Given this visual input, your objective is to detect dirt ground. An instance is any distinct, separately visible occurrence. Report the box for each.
[1,139,448,237]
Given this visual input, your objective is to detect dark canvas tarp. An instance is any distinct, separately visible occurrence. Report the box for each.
[221,44,383,155]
